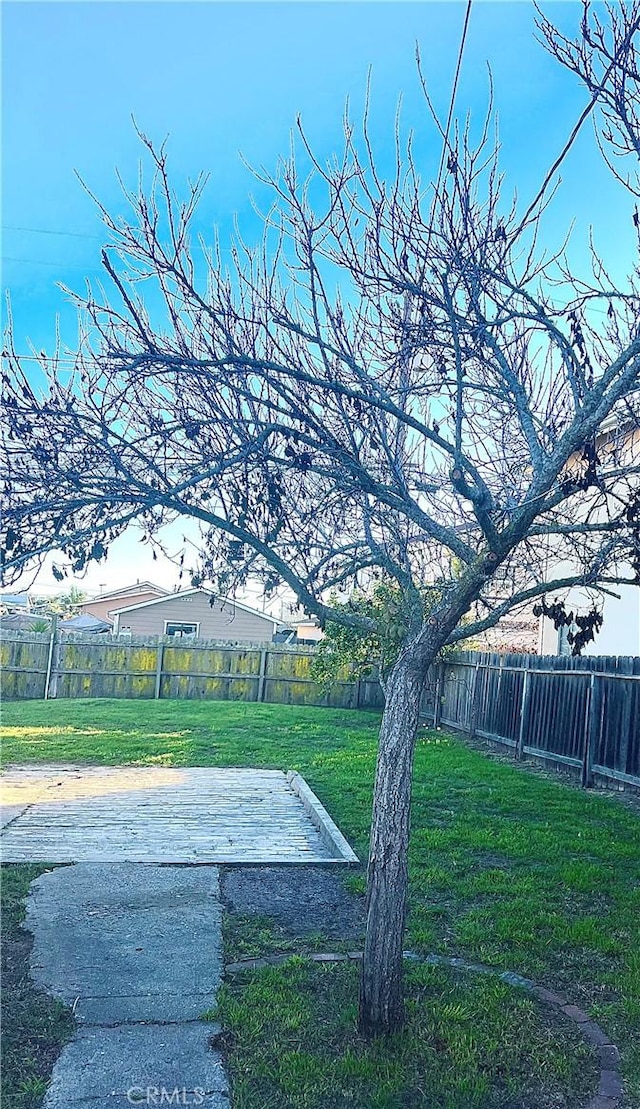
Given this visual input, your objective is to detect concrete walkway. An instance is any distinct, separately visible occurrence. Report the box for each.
[26,863,229,1108]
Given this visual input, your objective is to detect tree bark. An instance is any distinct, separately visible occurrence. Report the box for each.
[358,645,430,1034]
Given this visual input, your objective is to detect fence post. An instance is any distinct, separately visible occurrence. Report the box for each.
[615,657,634,776]
[516,668,531,760]
[355,678,363,710]
[44,615,59,700]
[582,672,601,789]
[469,658,481,737]
[154,641,164,700]
[257,648,268,703]
[433,662,444,729]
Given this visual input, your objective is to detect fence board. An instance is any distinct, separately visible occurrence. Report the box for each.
[0,631,50,700]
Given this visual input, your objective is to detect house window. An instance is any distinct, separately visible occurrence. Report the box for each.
[164,621,199,638]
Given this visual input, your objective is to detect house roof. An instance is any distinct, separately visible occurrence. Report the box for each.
[0,612,44,631]
[0,592,31,610]
[110,587,279,626]
[60,613,113,633]
[296,616,321,630]
[86,581,169,602]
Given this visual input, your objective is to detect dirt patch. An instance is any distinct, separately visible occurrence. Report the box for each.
[221,866,366,941]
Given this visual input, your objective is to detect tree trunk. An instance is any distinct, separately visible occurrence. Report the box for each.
[358,647,429,1034]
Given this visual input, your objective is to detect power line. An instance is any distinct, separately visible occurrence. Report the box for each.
[3,235,238,270]
[517,10,640,233]
[3,221,239,255]
[3,224,103,241]
[3,355,79,364]
[428,0,473,232]
[402,0,473,368]
[5,291,617,368]
[2,255,104,271]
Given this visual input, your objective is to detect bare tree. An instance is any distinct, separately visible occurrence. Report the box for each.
[2,3,640,1032]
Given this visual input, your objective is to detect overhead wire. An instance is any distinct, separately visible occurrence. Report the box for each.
[399,0,473,374]
[3,255,105,270]
[3,224,103,240]
[517,9,640,234]
[426,0,473,238]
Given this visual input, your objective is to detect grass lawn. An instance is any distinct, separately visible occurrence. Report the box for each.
[2,698,640,1108]
[1,865,74,1109]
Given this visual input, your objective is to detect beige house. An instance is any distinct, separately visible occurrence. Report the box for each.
[111,588,278,643]
[80,582,168,625]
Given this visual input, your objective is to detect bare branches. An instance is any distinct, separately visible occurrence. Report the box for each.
[2,2,639,655]
[536,1,640,196]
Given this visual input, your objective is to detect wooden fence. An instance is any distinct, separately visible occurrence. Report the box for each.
[420,651,640,791]
[0,629,384,711]
[1,630,638,790]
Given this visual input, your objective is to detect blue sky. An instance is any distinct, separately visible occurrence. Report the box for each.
[2,0,635,597]
[4,1,633,355]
